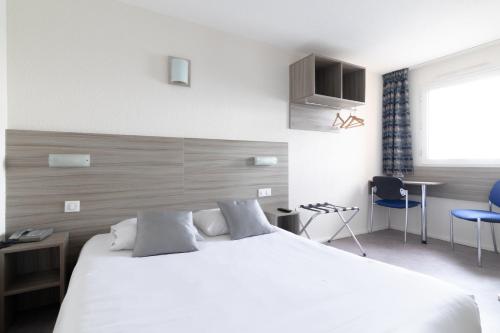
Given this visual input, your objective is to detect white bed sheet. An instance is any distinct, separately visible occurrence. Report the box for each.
[55,230,481,333]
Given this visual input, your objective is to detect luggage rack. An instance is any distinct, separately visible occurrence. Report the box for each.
[299,202,366,256]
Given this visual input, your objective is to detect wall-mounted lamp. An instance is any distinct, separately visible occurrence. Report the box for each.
[253,156,278,166]
[168,56,191,87]
[48,154,91,168]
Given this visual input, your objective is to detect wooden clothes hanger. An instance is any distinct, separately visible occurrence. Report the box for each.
[332,111,365,130]
[332,112,345,128]
[342,113,365,129]
[347,116,365,128]
[341,113,352,128]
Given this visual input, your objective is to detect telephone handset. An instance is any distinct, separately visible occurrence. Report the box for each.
[9,228,33,241]
[8,228,54,243]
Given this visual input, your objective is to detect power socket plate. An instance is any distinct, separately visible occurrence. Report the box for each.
[64,201,80,213]
[258,188,272,197]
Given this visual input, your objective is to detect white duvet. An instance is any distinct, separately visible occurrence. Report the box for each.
[55,229,481,333]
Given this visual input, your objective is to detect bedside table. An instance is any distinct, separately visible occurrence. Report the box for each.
[264,208,301,235]
[0,232,68,333]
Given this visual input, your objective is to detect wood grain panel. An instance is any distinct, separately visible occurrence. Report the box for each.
[6,130,289,264]
[184,138,288,210]
[413,166,500,202]
[289,103,340,132]
[6,130,184,262]
[289,54,315,101]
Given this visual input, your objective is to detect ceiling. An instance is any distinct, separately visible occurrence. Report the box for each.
[119,0,500,73]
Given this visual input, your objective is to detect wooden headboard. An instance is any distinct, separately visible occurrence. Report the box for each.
[6,130,288,262]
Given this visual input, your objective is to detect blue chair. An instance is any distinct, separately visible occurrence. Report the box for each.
[450,180,500,266]
[370,176,421,243]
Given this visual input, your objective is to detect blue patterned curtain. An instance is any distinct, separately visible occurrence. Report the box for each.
[382,68,413,175]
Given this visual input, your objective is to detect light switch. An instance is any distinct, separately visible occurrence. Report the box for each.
[258,188,272,197]
[64,201,80,213]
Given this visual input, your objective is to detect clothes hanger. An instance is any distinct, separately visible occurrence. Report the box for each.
[343,113,365,129]
[332,112,345,128]
[346,116,365,128]
[342,112,356,128]
[341,113,352,128]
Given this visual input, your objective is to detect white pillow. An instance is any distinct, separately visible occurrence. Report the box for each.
[110,215,204,251]
[193,208,229,236]
[110,218,137,251]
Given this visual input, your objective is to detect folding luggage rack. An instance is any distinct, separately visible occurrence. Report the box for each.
[299,202,366,256]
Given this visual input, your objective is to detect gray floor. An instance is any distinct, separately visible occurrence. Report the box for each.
[328,229,500,333]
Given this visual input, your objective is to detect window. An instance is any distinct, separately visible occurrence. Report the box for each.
[420,70,500,166]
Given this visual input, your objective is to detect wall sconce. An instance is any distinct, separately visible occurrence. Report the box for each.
[253,156,278,166]
[48,154,91,167]
[168,56,191,87]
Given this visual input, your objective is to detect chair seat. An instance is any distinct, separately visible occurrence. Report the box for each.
[451,209,500,223]
[375,199,420,209]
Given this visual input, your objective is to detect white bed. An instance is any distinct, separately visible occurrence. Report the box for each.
[54,229,481,333]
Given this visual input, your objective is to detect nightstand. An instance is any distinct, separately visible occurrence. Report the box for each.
[0,232,68,333]
[264,208,301,235]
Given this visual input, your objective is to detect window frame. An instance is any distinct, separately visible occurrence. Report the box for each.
[416,66,500,167]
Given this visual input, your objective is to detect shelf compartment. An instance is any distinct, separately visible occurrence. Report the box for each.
[315,57,342,98]
[342,63,366,103]
[4,270,60,296]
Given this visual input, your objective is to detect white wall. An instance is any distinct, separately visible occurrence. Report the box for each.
[289,78,383,240]
[387,41,500,250]
[6,0,382,241]
[0,0,7,240]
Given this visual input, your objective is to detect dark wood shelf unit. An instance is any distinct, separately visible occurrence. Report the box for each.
[0,232,68,333]
[264,208,301,235]
[290,54,366,110]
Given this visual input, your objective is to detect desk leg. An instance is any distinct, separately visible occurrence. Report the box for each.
[421,184,427,244]
[0,253,4,333]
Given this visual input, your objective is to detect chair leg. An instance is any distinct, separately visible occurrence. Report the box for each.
[370,192,374,233]
[449,213,454,250]
[388,208,391,229]
[404,204,408,244]
[491,223,498,254]
[477,218,482,267]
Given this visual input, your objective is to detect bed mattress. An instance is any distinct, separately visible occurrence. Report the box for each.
[54,229,481,333]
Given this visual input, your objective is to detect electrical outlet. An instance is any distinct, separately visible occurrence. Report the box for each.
[64,200,80,213]
[258,188,272,197]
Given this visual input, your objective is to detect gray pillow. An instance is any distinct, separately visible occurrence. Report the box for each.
[133,210,199,257]
[217,199,274,240]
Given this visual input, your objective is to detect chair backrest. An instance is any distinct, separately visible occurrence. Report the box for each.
[372,176,405,200]
[489,180,500,207]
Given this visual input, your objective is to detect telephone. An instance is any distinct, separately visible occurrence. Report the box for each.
[8,228,54,243]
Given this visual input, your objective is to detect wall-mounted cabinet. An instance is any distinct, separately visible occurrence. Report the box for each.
[290,54,365,109]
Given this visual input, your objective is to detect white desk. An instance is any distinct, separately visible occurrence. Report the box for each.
[402,180,444,243]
